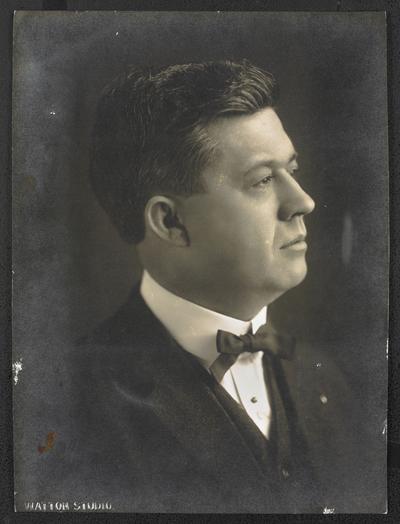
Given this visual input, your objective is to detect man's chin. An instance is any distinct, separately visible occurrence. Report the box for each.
[269,263,308,298]
[285,263,308,290]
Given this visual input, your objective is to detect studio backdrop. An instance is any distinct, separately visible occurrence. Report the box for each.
[12,11,388,512]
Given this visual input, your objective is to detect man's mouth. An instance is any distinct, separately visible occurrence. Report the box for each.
[280,234,307,249]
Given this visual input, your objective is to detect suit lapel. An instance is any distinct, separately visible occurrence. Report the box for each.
[207,369,280,476]
[269,349,323,511]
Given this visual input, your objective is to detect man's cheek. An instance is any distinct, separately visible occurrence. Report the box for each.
[213,219,243,242]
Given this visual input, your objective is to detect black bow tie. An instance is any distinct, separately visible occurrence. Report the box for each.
[210,324,295,383]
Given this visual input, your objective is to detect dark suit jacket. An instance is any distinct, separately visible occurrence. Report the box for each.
[35,290,385,513]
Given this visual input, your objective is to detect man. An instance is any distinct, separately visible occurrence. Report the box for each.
[39,61,377,513]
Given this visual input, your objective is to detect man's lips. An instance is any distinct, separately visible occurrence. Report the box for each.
[280,234,307,249]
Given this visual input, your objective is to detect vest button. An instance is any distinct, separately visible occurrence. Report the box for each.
[281,467,290,479]
[250,396,258,403]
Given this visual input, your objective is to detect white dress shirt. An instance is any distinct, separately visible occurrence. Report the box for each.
[140,270,272,438]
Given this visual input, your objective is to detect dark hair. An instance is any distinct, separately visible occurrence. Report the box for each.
[90,60,278,243]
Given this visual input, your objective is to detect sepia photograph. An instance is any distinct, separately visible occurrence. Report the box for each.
[12,11,388,513]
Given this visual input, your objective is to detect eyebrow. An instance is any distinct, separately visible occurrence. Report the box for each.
[243,151,298,177]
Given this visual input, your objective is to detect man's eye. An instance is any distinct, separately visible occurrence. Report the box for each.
[253,175,274,188]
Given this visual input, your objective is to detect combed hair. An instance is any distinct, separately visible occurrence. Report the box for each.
[90,60,278,243]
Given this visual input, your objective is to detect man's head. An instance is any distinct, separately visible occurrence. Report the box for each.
[91,60,315,318]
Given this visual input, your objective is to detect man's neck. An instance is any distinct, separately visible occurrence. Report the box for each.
[141,269,274,321]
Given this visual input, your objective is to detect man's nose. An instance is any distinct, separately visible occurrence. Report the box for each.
[277,175,315,221]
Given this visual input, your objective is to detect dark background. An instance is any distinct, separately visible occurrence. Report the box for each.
[8,7,392,520]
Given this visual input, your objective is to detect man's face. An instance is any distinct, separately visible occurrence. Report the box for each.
[178,107,315,311]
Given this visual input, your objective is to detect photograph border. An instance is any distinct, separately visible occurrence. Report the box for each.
[1,1,399,522]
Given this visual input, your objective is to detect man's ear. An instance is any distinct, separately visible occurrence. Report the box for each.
[144,195,190,246]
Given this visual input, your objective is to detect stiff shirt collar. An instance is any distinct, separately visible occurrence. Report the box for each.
[140,270,267,368]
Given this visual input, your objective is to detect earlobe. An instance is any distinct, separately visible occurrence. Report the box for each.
[145,196,189,246]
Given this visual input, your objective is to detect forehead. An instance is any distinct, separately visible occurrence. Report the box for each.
[205,108,295,173]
